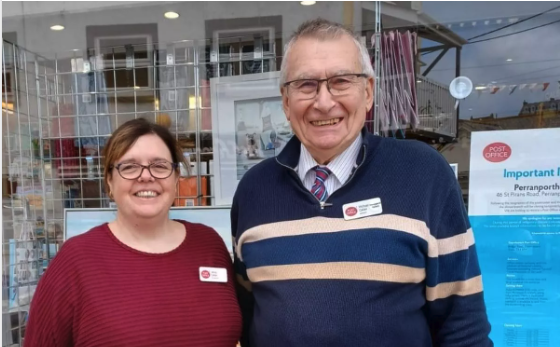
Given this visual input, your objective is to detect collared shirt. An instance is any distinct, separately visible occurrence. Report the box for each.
[297,134,362,196]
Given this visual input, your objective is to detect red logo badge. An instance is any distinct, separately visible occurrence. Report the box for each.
[201,270,210,279]
[483,142,511,163]
[345,207,358,216]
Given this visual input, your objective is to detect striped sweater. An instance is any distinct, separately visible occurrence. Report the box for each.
[231,129,493,347]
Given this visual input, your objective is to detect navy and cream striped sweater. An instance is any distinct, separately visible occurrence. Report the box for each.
[231,129,493,347]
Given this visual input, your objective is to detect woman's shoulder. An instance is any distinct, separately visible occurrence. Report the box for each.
[62,223,110,247]
[51,224,110,262]
[38,224,109,286]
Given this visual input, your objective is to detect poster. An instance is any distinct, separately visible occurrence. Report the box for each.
[469,128,560,347]
[234,97,293,179]
[211,71,288,205]
[65,207,233,258]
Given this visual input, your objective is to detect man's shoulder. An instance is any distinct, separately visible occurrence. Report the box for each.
[366,135,456,190]
[240,157,281,182]
[375,135,449,168]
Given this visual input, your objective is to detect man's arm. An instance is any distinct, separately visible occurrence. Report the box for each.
[231,194,254,347]
[425,182,493,347]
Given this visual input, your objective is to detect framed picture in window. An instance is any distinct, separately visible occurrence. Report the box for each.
[210,71,293,205]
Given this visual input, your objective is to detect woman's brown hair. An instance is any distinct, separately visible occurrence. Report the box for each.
[102,118,187,196]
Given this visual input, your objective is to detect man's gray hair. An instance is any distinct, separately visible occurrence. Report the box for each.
[280,18,374,85]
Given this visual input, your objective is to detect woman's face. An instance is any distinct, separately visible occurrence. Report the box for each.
[107,134,178,220]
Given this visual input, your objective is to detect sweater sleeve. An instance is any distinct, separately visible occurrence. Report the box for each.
[24,242,79,347]
[425,180,493,347]
[231,192,254,347]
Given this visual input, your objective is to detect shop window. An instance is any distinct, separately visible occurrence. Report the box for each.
[86,24,158,91]
[2,70,12,96]
[204,16,282,78]
[95,35,153,90]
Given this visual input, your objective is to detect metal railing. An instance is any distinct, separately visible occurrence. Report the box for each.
[415,74,457,138]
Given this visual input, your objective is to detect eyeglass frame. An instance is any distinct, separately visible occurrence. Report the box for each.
[282,73,369,98]
[109,161,179,180]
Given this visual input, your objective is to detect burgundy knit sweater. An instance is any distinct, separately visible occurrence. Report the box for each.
[24,220,242,347]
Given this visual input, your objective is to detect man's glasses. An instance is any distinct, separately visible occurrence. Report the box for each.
[111,161,178,180]
[283,73,368,99]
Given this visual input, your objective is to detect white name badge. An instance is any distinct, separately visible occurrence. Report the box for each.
[199,267,228,283]
[343,198,383,221]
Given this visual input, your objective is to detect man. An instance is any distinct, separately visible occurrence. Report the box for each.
[231,18,493,347]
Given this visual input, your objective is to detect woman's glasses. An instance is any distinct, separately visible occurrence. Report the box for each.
[111,161,178,180]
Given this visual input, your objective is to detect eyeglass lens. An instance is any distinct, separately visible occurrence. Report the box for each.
[118,162,174,179]
[289,75,362,97]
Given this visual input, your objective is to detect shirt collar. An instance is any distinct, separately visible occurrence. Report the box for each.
[297,134,362,184]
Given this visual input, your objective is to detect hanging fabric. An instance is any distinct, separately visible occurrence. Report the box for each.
[51,104,80,180]
[159,62,189,132]
[370,30,419,137]
[73,55,112,151]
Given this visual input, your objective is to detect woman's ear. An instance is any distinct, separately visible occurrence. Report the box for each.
[107,174,114,199]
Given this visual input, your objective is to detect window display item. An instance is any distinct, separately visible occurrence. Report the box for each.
[210,71,290,205]
[372,30,419,135]
[159,65,188,131]
[73,57,112,149]
[53,139,80,179]
[8,222,41,309]
[50,103,75,138]
[175,177,208,207]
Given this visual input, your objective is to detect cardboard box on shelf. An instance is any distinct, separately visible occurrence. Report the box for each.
[174,176,208,207]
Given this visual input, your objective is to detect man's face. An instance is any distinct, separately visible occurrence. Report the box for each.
[281,35,374,164]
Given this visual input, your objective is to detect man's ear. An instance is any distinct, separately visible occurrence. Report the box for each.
[365,76,374,112]
[281,86,290,121]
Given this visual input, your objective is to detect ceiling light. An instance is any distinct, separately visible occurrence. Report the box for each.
[506,58,513,62]
[475,86,487,90]
[301,1,316,5]
[50,25,65,31]
[164,11,180,19]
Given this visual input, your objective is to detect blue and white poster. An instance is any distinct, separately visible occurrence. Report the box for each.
[469,128,560,347]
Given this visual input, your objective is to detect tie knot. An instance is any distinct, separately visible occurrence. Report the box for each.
[314,166,331,180]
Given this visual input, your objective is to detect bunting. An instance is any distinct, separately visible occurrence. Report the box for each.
[472,81,559,95]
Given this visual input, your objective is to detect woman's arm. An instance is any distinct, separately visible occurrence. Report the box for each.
[24,241,79,347]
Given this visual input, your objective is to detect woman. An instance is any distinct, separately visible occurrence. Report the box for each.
[25,118,242,346]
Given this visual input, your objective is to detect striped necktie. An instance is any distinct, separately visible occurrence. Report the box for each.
[310,166,331,202]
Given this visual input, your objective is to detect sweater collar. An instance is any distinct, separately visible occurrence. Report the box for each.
[276,127,374,170]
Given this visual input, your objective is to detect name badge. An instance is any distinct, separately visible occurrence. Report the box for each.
[199,267,228,283]
[343,198,383,221]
